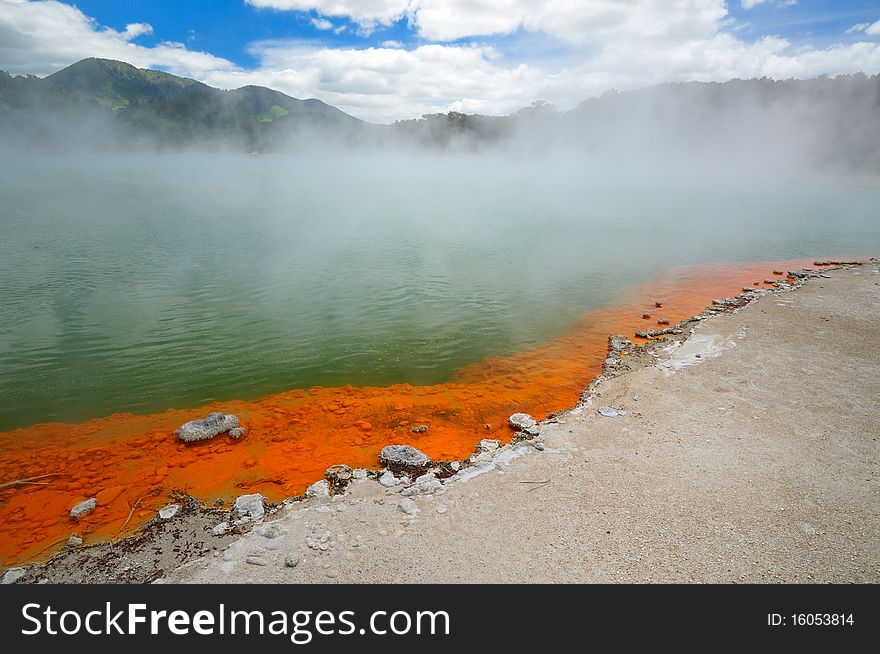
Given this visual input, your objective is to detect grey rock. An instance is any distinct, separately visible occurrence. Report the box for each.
[245,555,267,566]
[158,504,180,520]
[2,567,26,584]
[284,554,300,568]
[398,498,420,515]
[175,412,240,443]
[508,413,537,431]
[410,425,428,433]
[66,535,83,548]
[228,427,246,440]
[609,333,631,352]
[379,445,431,473]
[233,493,266,522]
[477,438,502,452]
[598,406,626,418]
[70,497,97,520]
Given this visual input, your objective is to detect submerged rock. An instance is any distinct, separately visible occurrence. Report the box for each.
[508,413,537,431]
[232,493,266,522]
[69,498,97,520]
[410,425,428,433]
[379,444,431,474]
[228,427,246,440]
[175,412,240,443]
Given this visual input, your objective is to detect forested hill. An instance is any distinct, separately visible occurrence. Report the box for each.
[1,57,879,171]
[0,57,362,150]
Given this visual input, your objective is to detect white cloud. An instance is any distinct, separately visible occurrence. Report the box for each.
[122,22,152,39]
[245,1,728,45]
[741,0,767,8]
[2,0,880,124]
[846,19,880,36]
[246,0,409,31]
[310,17,333,30]
[0,0,237,77]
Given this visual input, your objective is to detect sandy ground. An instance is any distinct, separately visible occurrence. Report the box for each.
[151,263,878,584]
[9,263,878,584]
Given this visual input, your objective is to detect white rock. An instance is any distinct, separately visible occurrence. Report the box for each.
[401,473,443,497]
[233,493,266,522]
[2,567,26,584]
[597,406,626,418]
[69,497,97,520]
[158,504,180,520]
[398,498,420,515]
[508,413,537,431]
[66,534,83,548]
[306,480,330,498]
[352,468,369,480]
[212,522,230,536]
[379,470,406,487]
[477,439,502,452]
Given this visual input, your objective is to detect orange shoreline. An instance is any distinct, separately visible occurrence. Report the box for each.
[0,259,819,566]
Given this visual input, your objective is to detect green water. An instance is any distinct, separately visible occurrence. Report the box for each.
[1,152,877,430]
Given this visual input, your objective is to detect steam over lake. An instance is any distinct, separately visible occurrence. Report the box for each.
[1,152,877,429]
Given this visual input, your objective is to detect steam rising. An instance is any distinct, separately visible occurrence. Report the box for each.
[0,69,878,428]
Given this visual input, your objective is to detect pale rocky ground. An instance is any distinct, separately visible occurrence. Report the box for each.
[162,264,880,584]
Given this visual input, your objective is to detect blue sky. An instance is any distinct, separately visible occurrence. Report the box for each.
[1,1,879,122]
[69,0,880,65]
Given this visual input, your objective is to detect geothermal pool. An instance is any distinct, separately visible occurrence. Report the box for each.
[0,152,877,564]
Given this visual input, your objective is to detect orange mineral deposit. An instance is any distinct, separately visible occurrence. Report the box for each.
[0,259,817,566]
